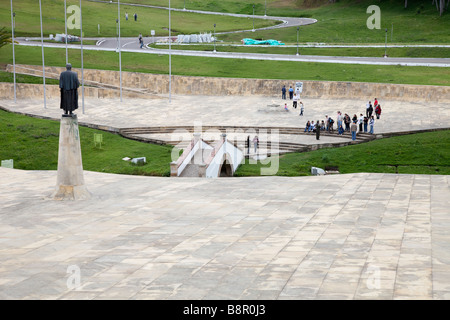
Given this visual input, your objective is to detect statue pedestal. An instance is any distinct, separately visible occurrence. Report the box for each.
[52,114,91,200]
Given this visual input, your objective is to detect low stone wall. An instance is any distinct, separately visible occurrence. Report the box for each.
[0,82,152,100]
[4,64,450,102]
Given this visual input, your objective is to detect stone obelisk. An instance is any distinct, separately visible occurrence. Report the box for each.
[52,114,91,200]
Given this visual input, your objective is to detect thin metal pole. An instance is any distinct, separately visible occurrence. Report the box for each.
[169,0,171,103]
[64,0,68,64]
[10,1,16,103]
[183,0,186,10]
[80,0,84,113]
[384,28,387,58]
[252,5,255,32]
[265,0,267,16]
[39,0,46,109]
[118,0,122,102]
[296,26,299,56]
[391,23,393,42]
[213,23,216,53]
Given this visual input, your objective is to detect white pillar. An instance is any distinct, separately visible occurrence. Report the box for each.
[118,0,122,102]
[79,0,85,113]
[64,0,68,64]
[169,0,172,103]
[10,0,16,103]
[39,0,46,109]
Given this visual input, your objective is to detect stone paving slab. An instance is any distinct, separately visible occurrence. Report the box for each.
[1,96,449,141]
[0,167,449,300]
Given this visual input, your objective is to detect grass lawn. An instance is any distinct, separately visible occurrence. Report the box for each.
[151,44,450,58]
[111,0,450,44]
[0,0,277,38]
[0,70,59,85]
[220,0,450,44]
[235,130,450,176]
[0,109,177,176]
[1,45,449,86]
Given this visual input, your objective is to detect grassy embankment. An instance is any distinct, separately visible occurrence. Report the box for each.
[235,130,450,176]
[1,109,448,177]
[0,109,176,176]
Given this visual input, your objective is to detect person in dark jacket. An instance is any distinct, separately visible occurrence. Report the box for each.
[316,119,320,140]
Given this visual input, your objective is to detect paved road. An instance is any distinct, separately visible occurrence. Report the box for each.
[15,38,450,67]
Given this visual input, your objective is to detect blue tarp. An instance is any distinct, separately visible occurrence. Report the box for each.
[242,38,285,46]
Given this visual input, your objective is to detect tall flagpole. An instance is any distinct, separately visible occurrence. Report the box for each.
[64,0,68,64]
[39,0,46,109]
[10,0,16,103]
[169,0,171,103]
[79,0,84,114]
[118,0,122,102]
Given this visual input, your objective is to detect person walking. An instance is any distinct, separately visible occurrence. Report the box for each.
[288,86,294,100]
[369,116,375,134]
[293,92,298,109]
[315,119,320,140]
[375,104,382,119]
[253,136,259,153]
[138,33,144,48]
[328,116,334,132]
[299,102,304,116]
[125,12,128,21]
[359,113,364,132]
[368,103,373,118]
[344,113,350,132]
[351,120,357,141]
[337,111,343,129]
[366,101,371,117]
[246,135,250,154]
[134,13,137,21]
[281,85,286,100]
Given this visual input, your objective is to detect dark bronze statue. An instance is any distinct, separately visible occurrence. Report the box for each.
[59,63,79,115]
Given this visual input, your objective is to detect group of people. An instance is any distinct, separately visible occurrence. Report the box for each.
[281,85,305,116]
[281,85,295,100]
[302,98,382,141]
[125,12,138,21]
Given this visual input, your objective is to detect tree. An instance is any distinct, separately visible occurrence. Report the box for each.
[431,0,447,15]
[0,27,12,49]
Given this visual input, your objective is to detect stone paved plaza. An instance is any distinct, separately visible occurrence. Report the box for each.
[1,95,449,135]
[0,168,449,299]
[0,94,449,300]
